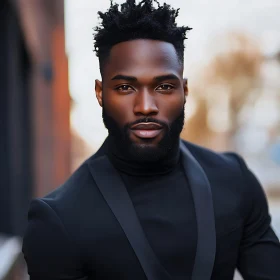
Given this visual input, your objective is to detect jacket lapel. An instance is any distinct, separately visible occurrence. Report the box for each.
[180,141,216,280]
[88,154,171,280]
[88,139,216,280]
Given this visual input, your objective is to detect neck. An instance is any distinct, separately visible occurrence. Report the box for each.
[106,135,180,176]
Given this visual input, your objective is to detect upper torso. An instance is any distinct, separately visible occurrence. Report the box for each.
[22,141,280,280]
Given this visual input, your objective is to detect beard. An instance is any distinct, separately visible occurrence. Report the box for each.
[102,105,185,163]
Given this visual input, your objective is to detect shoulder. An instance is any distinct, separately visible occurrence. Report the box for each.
[23,195,85,278]
[42,159,94,207]
[42,140,108,205]
[182,140,269,223]
[182,139,243,171]
[182,139,263,189]
[28,153,105,232]
[25,159,93,224]
[23,155,102,259]
[182,139,266,207]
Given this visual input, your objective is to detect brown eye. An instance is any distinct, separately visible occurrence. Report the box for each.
[156,84,174,91]
[116,85,134,92]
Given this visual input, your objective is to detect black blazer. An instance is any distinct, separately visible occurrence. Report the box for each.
[22,139,280,280]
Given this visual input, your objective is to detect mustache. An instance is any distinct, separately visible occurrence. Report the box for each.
[127,117,170,130]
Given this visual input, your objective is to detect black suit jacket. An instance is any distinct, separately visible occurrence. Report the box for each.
[22,139,280,280]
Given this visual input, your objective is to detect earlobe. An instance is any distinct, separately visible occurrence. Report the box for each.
[183,78,188,103]
[95,79,103,107]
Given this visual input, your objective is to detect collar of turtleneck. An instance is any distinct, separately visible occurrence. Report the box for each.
[105,136,180,177]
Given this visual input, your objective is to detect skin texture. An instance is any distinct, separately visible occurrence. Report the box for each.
[95,39,188,158]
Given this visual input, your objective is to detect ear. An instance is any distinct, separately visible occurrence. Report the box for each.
[183,78,188,103]
[95,79,103,107]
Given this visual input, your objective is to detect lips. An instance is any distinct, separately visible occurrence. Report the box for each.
[130,122,163,139]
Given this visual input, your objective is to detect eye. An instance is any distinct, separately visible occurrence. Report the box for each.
[156,84,174,91]
[115,85,134,92]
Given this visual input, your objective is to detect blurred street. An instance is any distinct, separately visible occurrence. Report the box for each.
[270,198,280,238]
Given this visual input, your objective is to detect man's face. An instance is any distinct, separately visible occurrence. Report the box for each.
[95,39,188,161]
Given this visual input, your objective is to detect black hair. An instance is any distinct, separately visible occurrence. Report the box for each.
[93,0,192,73]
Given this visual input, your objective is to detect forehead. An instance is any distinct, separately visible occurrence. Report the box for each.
[103,39,183,79]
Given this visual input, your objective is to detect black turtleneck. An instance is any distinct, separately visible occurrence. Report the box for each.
[106,137,197,280]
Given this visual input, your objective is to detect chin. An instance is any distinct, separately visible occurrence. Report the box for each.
[129,142,166,162]
[132,140,161,152]
[135,142,158,150]
[130,133,163,145]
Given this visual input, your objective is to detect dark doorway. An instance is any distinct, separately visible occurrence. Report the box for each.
[0,0,33,236]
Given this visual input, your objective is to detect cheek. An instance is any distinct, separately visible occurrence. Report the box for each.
[158,94,185,119]
[103,94,133,124]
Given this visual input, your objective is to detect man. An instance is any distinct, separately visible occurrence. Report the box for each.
[22,0,280,279]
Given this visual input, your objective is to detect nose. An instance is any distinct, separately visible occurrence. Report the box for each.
[133,90,159,117]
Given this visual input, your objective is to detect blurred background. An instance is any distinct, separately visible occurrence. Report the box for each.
[0,0,279,279]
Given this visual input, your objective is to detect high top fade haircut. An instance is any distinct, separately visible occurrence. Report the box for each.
[93,0,192,74]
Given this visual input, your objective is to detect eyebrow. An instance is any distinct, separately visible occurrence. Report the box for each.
[111,75,137,81]
[154,74,180,82]
[111,74,180,82]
